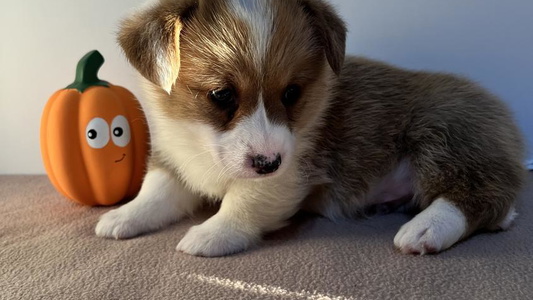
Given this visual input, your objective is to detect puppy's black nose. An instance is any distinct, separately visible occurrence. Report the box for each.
[251,154,282,175]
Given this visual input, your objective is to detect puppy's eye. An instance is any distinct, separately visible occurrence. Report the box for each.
[282,84,301,107]
[209,88,235,108]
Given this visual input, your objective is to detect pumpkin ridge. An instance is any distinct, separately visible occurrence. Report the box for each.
[110,86,150,199]
[60,91,98,205]
[40,90,66,197]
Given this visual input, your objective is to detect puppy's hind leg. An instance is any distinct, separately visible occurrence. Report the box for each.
[96,168,201,239]
[394,147,523,255]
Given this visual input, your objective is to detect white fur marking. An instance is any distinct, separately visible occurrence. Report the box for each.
[96,169,199,239]
[217,100,295,178]
[176,212,254,256]
[394,198,467,254]
[156,49,174,94]
[498,206,517,230]
[229,0,273,70]
[180,272,354,300]
[145,103,229,198]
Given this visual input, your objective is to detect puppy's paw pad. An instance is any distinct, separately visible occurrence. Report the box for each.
[176,220,253,257]
[95,209,142,239]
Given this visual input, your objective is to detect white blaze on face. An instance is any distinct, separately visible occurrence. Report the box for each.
[216,99,295,179]
[229,0,273,71]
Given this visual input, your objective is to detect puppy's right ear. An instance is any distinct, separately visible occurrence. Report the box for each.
[118,0,197,93]
[298,0,346,75]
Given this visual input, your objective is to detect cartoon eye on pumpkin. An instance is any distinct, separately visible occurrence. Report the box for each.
[111,115,131,147]
[86,117,110,149]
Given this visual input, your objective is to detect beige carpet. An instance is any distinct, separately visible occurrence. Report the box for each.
[1,173,532,300]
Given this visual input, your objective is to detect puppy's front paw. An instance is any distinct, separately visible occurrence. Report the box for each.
[176,217,256,257]
[394,198,467,255]
[95,208,144,239]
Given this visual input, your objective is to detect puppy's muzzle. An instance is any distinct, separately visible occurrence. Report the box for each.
[251,154,282,175]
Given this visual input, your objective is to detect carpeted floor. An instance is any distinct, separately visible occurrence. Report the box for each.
[1,173,532,300]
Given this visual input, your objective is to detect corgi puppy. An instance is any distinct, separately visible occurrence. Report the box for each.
[96,0,525,256]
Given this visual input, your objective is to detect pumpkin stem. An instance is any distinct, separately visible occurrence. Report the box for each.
[66,50,109,92]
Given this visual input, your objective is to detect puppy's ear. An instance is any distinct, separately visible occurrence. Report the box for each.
[299,0,347,75]
[118,0,197,93]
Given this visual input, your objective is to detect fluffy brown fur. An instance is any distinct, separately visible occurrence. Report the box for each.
[303,56,525,234]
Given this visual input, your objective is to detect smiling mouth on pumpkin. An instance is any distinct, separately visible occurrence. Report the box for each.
[115,154,126,163]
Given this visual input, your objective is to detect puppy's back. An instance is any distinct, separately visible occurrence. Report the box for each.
[306,56,525,221]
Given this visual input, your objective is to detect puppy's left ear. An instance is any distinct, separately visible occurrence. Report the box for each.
[118,0,197,93]
[299,0,347,75]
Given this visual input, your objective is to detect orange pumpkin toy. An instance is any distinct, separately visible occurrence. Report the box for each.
[40,50,149,206]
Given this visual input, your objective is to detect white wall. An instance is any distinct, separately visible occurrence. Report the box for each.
[1,0,532,174]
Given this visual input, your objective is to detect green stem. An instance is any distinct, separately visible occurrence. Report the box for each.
[66,50,109,92]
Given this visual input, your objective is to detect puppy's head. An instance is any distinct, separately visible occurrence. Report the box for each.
[119,0,346,179]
